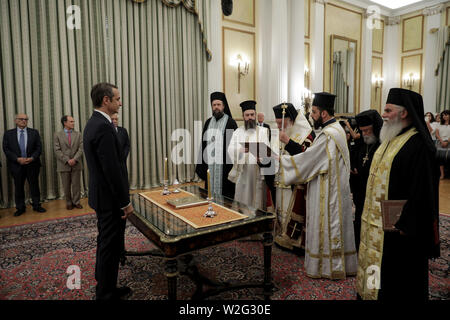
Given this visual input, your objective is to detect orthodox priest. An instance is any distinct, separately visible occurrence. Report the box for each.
[271,103,314,251]
[195,92,238,199]
[356,88,440,300]
[227,100,270,210]
[352,110,383,250]
[280,92,357,279]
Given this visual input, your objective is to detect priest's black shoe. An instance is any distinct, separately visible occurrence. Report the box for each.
[33,206,46,213]
[14,209,25,217]
[114,286,132,300]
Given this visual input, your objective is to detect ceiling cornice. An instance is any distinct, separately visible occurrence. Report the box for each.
[339,0,449,17]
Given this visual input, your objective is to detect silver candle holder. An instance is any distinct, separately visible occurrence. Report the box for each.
[172,178,181,193]
[162,180,171,195]
[203,197,216,218]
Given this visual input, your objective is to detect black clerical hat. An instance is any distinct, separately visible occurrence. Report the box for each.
[385,88,435,154]
[273,103,298,121]
[210,91,232,117]
[355,109,383,138]
[240,100,257,112]
[312,92,336,113]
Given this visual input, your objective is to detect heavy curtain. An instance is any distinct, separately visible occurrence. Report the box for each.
[436,26,450,113]
[0,0,210,208]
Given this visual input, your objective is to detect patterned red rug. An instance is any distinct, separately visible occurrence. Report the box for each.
[0,213,448,300]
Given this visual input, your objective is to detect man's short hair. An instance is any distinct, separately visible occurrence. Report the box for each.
[61,115,68,128]
[90,83,118,108]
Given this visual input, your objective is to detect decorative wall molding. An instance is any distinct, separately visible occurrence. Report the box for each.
[313,0,326,5]
[386,16,401,26]
[422,4,445,17]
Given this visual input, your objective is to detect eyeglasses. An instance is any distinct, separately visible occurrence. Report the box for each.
[16,118,29,121]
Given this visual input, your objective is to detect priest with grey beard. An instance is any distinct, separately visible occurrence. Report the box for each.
[356,88,440,301]
[352,110,383,250]
[227,100,271,210]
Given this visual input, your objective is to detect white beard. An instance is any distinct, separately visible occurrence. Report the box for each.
[380,116,403,143]
[363,134,377,145]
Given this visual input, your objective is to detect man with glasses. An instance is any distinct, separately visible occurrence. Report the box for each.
[3,114,46,216]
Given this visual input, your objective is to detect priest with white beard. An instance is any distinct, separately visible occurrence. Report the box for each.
[227,100,271,210]
[356,88,440,301]
[280,92,358,279]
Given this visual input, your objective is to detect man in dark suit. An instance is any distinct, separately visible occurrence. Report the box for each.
[111,112,130,264]
[2,114,46,216]
[83,83,134,300]
[111,112,130,164]
[257,112,272,142]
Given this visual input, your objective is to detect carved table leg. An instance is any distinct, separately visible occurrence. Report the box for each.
[263,232,274,300]
[165,257,178,300]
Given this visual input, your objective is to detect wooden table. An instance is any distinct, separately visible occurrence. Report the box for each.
[125,185,275,300]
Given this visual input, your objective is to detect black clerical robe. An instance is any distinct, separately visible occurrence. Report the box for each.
[352,140,380,250]
[195,116,237,199]
[378,128,440,300]
[358,126,440,300]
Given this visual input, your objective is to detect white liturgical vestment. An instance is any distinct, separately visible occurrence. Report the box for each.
[227,126,270,210]
[281,120,357,279]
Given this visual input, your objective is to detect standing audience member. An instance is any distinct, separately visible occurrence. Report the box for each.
[84,83,134,300]
[357,88,440,301]
[3,114,46,216]
[257,112,272,142]
[424,112,437,141]
[54,115,83,210]
[435,110,450,179]
[111,113,130,167]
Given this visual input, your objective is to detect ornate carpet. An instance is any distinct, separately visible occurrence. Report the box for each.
[0,213,448,300]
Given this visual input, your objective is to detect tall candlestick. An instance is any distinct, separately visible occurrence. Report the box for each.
[164,157,168,181]
[207,169,211,198]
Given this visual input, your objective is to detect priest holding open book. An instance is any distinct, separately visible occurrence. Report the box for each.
[227,100,271,210]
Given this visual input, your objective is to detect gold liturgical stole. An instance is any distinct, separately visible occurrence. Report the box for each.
[356,127,417,300]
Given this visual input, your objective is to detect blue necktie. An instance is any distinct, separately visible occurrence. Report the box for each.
[19,130,26,157]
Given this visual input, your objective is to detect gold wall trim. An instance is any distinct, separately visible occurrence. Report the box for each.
[305,42,311,89]
[222,0,255,27]
[402,14,424,53]
[372,19,384,55]
[447,6,450,26]
[222,26,256,121]
[400,53,423,94]
[371,56,383,113]
[305,0,311,39]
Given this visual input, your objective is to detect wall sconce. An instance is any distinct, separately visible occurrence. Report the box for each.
[371,74,384,95]
[403,73,419,90]
[304,66,310,87]
[235,54,249,94]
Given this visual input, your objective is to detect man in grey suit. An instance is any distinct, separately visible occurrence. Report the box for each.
[54,115,83,210]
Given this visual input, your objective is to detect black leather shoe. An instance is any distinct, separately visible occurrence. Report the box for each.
[14,209,25,217]
[114,286,132,299]
[33,206,46,213]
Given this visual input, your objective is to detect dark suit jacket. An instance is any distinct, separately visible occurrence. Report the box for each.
[259,123,271,142]
[116,126,130,162]
[83,112,130,212]
[2,127,42,175]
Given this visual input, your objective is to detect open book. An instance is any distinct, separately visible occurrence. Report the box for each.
[240,142,279,159]
[380,200,406,232]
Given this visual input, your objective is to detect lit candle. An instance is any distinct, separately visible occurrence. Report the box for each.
[207,169,211,198]
[164,157,168,181]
